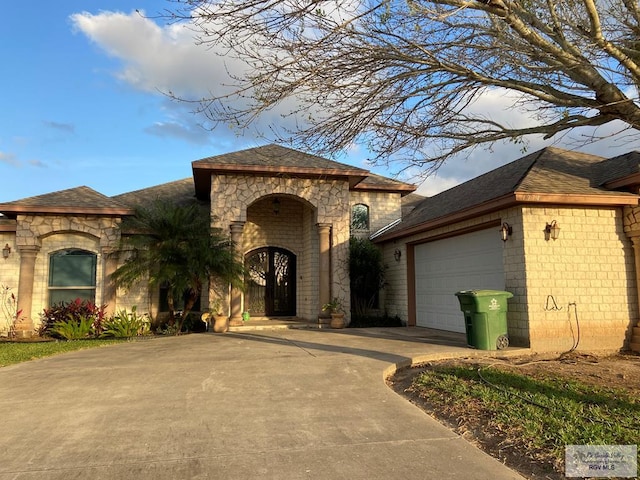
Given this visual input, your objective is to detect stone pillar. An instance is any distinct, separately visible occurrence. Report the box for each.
[317,223,332,320]
[15,246,40,337]
[101,248,118,316]
[229,221,245,326]
[630,237,640,320]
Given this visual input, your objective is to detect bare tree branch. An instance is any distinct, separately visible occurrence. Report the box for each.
[164,0,640,168]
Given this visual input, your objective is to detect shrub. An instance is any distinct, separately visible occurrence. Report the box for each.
[349,237,386,316]
[50,314,95,340]
[180,312,207,333]
[348,314,403,328]
[100,306,150,338]
[40,299,107,338]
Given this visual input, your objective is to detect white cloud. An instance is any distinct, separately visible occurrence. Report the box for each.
[413,89,640,196]
[69,9,306,145]
[69,10,640,194]
[70,10,232,97]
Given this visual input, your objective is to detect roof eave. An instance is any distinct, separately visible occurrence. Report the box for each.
[352,183,418,195]
[513,192,639,205]
[0,219,17,232]
[603,172,640,191]
[0,205,135,216]
[374,191,639,243]
[374,193,517,243]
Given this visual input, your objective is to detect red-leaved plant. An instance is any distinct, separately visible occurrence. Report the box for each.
[40,298,107,338]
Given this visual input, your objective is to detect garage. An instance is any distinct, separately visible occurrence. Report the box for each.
[414,227,505,332]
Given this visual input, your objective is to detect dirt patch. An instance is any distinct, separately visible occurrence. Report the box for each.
[388,351,640,480]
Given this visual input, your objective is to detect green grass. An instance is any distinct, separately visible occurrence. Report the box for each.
[412,365,640,474]
[0,339,128,367]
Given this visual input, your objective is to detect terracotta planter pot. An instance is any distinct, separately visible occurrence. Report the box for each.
[330,313,346,329]
[212,315,229,333]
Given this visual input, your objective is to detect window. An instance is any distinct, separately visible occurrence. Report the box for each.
[351,204,370,230]
[48,249,97,305]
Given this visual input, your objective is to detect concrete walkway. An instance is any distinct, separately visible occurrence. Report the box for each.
[0,328,525,479]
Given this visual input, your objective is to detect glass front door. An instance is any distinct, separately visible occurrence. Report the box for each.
[245,247,296,316]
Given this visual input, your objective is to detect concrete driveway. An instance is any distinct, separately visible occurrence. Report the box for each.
[0,328,524,479]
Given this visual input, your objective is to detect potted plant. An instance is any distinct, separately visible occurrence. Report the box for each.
[206,298,229,333]
[322,297,346,329]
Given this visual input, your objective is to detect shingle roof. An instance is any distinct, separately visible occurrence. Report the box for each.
[353,172,416,194]
[193,144,369,173]
[375,147,639,241]
[192,144,377,198]
[0,145,416,216]
[592,151,640,188]
[112,178,198,209]
[0,186,134,217]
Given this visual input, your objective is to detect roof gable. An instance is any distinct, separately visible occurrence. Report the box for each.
[0,186,134,217]
[192,144,409,199]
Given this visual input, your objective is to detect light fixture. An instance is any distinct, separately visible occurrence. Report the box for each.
[272,197,280,215]
[500,222,512,242]
[545,220,560,241]
[2,243,10,259]
[394,249,402,262]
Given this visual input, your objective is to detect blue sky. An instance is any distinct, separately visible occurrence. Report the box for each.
[2,2,639,203]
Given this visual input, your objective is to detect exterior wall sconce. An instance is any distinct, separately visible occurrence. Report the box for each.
[545,220,560,241]
[272,197,280,215]
[394,249,402,262]
[500,222,512,242]
[2,243,10,259]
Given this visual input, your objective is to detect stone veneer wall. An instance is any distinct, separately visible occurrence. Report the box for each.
[522,205,635,352]
[13,214,122,329]
[349,191,402,238]
[210,174,351,320]
[0,226,19,335]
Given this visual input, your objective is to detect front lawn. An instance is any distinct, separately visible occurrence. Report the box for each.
[390,354,640,479]
[0,339,128,367]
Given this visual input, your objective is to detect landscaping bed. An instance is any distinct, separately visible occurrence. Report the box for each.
[388,352,640,480]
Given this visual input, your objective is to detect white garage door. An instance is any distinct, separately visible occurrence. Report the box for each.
[414,228,505,332]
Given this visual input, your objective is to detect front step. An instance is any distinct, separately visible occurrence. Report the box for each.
[227,318,322,332]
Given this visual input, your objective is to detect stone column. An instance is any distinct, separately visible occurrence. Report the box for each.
[317,223,332,320]
[630,237,640,319]
[101,248,118,316]
[15,246,40,337]
[229,221,245,326]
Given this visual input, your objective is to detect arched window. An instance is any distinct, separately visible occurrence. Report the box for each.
[48,249,97,305]
[351,203,370,230]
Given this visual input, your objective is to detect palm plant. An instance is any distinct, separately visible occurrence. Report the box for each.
[111,200,244,334]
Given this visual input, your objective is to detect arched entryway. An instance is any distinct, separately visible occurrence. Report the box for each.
[245,247,296,316]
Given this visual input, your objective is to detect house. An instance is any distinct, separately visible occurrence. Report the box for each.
[2,144,639,353]
[374,147,640,352]
[0,144,416,335]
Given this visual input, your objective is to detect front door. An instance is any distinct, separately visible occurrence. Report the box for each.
[245,247,296,316]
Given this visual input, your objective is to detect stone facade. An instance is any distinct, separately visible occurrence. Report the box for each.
[210,174,352,321]
[1,214,122,333]
[349,191,402,237]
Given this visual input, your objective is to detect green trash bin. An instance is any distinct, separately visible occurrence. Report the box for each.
[454,290,513,350]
